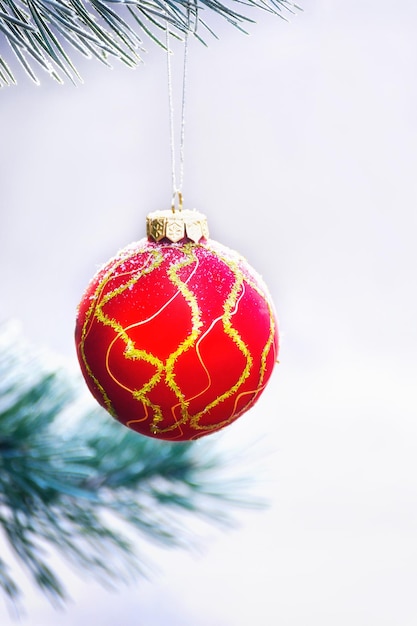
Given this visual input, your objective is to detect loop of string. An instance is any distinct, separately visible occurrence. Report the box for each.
[166,11,191,213]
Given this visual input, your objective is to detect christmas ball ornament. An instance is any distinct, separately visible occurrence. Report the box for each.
[75,209,279,441]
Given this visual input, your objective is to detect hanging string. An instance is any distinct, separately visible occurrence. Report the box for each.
[166,11,191,213]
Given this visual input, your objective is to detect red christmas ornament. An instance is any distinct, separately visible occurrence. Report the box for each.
[75,209,279,441]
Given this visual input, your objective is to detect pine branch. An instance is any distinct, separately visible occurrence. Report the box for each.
[0,321,264,610]
[0,0,300,85]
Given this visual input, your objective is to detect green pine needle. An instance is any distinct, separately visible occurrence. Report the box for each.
[0,0,300,85]
[0,322,265,610]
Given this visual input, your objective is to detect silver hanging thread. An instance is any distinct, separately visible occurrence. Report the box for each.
[166,14,191,213]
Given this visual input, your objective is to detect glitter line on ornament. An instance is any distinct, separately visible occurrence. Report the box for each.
[169,280,247,421]
[78,251,162,415]
[245,273,278,386]
[96,246,201,434]
[186,260,276,434]
[212,247,278,389]
[150,247,203,433]
[162,256,249,434]
[167,284,247,434]
[78,250,164,414]
[81,250,162,345]
[158,261,253,436]
[105,249,201,400]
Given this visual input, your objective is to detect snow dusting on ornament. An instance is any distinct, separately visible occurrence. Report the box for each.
[75,209,279,441]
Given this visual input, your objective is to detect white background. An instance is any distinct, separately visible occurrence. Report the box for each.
[1,0,417,623]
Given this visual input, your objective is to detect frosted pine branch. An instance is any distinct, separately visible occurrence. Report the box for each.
[0,0,299,85]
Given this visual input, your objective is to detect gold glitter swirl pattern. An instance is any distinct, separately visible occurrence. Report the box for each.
[76,240,279,440]
[78,248,164,415]
[187,266,253,434]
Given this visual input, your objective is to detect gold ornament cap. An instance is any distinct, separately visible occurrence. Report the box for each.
[146,209,209,243]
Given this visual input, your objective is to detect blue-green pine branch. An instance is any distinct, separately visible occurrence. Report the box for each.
[0,0,300,85]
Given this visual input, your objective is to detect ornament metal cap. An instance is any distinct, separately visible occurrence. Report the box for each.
[146,209,209,243]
